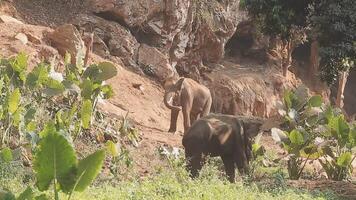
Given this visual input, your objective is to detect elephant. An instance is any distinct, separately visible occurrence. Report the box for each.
[163,76,212,133]
[182,114,265,183]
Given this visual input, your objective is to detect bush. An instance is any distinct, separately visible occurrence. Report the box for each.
[272,85,355,180]
[0,52,118,199]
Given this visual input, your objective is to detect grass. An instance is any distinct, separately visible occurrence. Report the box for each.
[0,157,341,200]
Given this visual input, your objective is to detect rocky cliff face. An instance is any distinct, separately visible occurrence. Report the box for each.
[1,0,309,119]
[82,0,244,80]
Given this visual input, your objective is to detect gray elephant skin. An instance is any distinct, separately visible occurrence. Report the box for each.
[182,114,264,183]
[163,77,212,133]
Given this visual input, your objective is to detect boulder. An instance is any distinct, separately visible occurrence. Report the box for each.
[0,15,23,24]
[137,44,176,82]
[72,14,139,69]
[15,33,28,45]
[206,73,275,118]
[47,24,86,65]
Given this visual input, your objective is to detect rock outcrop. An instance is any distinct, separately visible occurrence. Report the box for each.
[89,0,244,74]
[47,24,86,65]
[71,14,139,70]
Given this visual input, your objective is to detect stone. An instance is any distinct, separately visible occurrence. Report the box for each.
[0,15,23,24]
[71,14,139,69]
[206,73,274,118]
[138,44,176,82]
[47,24,86,65]
[25,33,42,45]
[15,33,28,45]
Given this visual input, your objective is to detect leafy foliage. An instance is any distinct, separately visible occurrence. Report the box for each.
[34,127,77,191]
[243,0,311,40]
[311,0,356,84]
[272,85,355,180]
[0,52,118,199]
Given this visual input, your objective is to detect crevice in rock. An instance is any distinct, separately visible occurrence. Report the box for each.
[225,30,253,58]
[224,20,269,64]
[94,11,132,32]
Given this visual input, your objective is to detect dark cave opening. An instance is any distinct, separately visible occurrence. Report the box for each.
[224,21,254,58]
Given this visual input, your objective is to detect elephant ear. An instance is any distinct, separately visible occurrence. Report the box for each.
[174,78,185,92]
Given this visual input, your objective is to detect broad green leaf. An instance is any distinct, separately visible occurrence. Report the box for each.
[81,100,92,129]
[83,62,118,82]
[96,62,118,81]
[43,78,65,96]
[74,150,105,192]
[283,90,293,109]
[80,79,94,100]
[324,105,334,122]
[8,88,21,114]
[12,106,23,127]
[252,143,265,157]
[101,85,114,99]
[24,107,36,125]
[328,115,349,143]
[106,141,120,157]
[64,52,72,66]
[34,130,77,191]
[17,186,33,200]
[75,50,85,72]
[300,144,322,159]
[336,152,352,167]
[26,121,37,132]
[349,128,356,146]
[289,130,304,145]
[1,147,13,163]
[0,190,15,200]
[26,64,49,89]
[39,122,56,138]
[10,52,27,73]
[308,95,322,107]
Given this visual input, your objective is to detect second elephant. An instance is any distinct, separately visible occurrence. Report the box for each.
[182,114,264,182]
[163,77,212,133]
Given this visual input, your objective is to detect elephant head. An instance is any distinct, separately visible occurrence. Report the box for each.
[163,77,185,111]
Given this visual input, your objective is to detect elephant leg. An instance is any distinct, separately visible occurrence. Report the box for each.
[234,147,249,175]
[190,113,198,125]
[182,107,191,133]
[222,155,236,183]
[186,152,203,179]
[201,97,212,117]
[168,109,180,133]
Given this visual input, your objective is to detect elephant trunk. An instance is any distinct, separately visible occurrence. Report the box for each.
[164,91,181,111]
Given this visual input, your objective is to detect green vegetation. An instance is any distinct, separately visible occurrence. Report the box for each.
[310,0,356,85]
[272,86,355,180]
[0,52,117,199]
[0,152,340,200]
